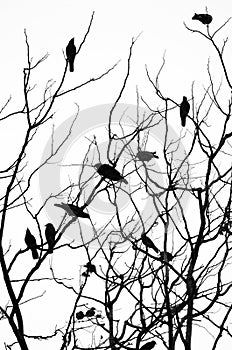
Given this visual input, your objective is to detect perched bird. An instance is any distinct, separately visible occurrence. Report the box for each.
[192,13,213,25]
[54,203,90,219]
[45,223,56,254]
[82,271,90,277]
[180,96,190,127]
[25,229,39,260]
[95,163,128,184]
[67,204,90,219]
[76,311,85,320]
[84,262,97,274]
[86,307,95,317]
[186,275,197,298]
[141,233,159,254]
[160,251,173,262]
[66,38,76,72]
[140,341,156,350]
[136,151,159,162]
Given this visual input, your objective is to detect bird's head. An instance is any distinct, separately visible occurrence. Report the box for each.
[152,152,159,158]
[45,223,53,228]
[94,163,101,170]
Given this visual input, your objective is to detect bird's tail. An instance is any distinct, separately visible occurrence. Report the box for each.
[181,117,186,127]
[54,203,66,209]
[69,62,74,72]
[122,178,128,184]
[48,247,53,254]
[55,203,72,213]
[31,248,39,259]
[152,244,160,254]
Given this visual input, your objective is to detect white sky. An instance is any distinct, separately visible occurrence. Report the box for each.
[1,0,232,349]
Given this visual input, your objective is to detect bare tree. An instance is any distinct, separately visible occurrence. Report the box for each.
[1,10,232,350]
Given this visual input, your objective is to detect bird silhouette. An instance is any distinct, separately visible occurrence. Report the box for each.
[186,275,196,296]
[25,228,38,259]
[54,203,90,219]
[67,204,90,219]
[95,163,128,184]
[140,341,156,350]
[82,271,91,277]
[141,233,159,253]
[66,38,76,72]
[84,261,97,274]
[192,13,212,25]
[136,151,159,162]
[76,311,85,320]
[160,251,173,262]
[45,223,56,254]
[180,96,190,127]
[86,307,95,317]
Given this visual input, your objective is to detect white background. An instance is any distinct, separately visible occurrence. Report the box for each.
[0,0,232,349]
